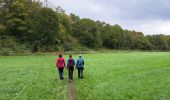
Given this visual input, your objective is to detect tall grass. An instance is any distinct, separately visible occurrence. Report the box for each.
[0,52,170,100]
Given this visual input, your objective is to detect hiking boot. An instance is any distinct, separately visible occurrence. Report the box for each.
[61,77,64,80]
[68,79,72,82]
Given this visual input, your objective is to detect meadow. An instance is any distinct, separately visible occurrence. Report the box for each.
[0,52,170,100]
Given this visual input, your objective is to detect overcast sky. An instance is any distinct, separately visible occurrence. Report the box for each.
[50,0,170,35]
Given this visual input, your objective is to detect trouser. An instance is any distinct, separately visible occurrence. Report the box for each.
[68,66,74,80]
[58,68,64,80]
[77,67,84,79]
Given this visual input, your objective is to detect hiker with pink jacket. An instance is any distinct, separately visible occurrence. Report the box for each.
[56,53,66,80]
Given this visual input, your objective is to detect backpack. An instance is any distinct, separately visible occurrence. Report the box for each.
[68,58,74,67]
[77,58,84,67]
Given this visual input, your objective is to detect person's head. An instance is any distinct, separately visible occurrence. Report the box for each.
[59,53,62,58]
[69,54,72,58]
[79,54,82,58]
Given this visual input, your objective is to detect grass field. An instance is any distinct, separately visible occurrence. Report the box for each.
[0,52,170,100]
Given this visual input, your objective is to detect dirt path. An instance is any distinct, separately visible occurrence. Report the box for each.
[68,80,76,100]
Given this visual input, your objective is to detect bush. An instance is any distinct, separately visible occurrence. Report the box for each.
[0,36,31,55]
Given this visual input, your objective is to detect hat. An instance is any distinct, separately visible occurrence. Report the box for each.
[79,54,82,57]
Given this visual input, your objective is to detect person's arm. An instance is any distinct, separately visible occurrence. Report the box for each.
[63,59,66,67]
[83,59,84,65]
[76,60,79,68]
[73,59,75,66]
[67,59,69,68]
[56,59,58,68]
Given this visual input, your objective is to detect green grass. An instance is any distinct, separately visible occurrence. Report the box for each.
[1,52,170,100]
[74,52,170,100]
[0,56,67,100]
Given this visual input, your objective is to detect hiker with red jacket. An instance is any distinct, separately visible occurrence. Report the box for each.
[67,54,75,80]
[56,53,66,80]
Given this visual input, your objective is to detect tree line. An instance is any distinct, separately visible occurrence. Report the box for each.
[0,0,170,54]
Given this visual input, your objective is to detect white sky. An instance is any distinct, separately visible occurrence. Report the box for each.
[49,0,170,35]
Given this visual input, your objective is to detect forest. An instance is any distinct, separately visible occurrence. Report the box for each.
[1,0,170,54]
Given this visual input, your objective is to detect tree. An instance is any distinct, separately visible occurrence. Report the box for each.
[1,0,170,53]
[73,18,102,48]
[4,0,30,42]
[31,7,60,52]
[147,35,169,50]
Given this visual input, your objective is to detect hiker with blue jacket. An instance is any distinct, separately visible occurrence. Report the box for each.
[76,55,85,79]
[67,54,75,80]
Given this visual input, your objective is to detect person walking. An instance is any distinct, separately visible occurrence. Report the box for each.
[76,54,85,79]
[56,53,65,80]
[67,54,75,80]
